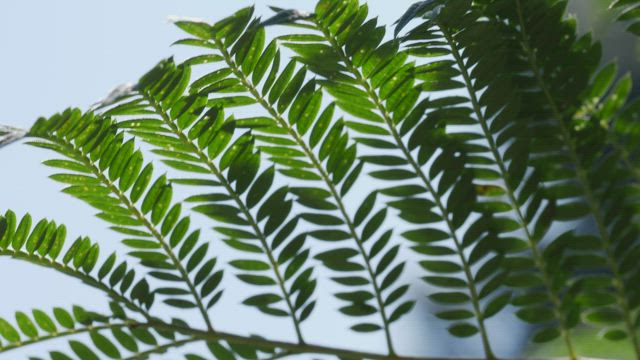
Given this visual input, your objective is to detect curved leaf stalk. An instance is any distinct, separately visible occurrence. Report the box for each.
[38,134,214,331]
[0,321,133,354]
[211,37,396,354]
[515,0,640,356]
[143,95,305,343]
[144,320,483,360]
[437,25,576,358]
[0,249,150,320]
[309,18,494,358]
[262,350,297,360]
[121,337,200,360]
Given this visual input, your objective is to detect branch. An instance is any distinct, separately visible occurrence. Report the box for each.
[121,337,200,360]
[144,321,473,360]
[0,125,28,149]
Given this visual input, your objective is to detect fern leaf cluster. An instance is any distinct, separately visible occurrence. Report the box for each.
[3,0,640,359]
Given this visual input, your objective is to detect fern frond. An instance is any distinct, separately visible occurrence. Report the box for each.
[170,10,407,353]
[100,58,315,343]
[394,1,584,355]
[478,0,640,355]
[266,1,517,356]
[26,110,223,331]
[0,210,152,318]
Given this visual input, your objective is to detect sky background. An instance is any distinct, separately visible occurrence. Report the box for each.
[0,1,635,359]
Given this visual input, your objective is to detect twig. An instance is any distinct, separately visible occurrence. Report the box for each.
[0,125,27,149]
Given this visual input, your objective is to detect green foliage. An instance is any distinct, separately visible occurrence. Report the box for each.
[2,0,640,359]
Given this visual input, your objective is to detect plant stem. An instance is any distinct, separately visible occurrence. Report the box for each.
[0,250,150,319]
[144,95,305,343]
[515,0,640,356]
[121,337,200,360]
[46,135,214,332]
[145,320,484,360]
[438,25,577,359]
[309,19,494,359]
[0,321,133,354]
[213,37,396,355]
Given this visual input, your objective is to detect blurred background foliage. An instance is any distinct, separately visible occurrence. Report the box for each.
[405,2,640,359]
[526,2,639,359]
[569,1,640,93]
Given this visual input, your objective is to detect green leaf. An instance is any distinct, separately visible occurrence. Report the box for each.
[243,293,282,306]
[70,340,100,360]
[484,293,511,318]
[230,259,270,271]
[309,230,351,241]
[533,327,561,343]
[53,308,75,329]
[90,331,121,358]
[585,308,624,325]
[604,329,628,341]
[389,301,415,322]
[351,323,382,332]
[32,310,57,334]
[237,274,277,286]
[448,323,479,338]
[174,20,213,39]
[420,260,461,273]
[15,312,38,338]
[0,318,19,342]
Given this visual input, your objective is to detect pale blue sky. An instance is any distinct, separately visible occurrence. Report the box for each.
[0,1,613,359]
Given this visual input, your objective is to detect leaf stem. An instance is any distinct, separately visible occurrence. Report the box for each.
[121,337,200,360]
[438,24,576,359]
[212,37,396,355]
[0,249,150,319]
[143,95,305,343]
[515,0,640,356]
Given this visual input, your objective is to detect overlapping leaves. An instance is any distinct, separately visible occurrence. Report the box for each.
[170,7,411,349]
[101,57,317,339]
[263,0,511,353]
[27,110,224,322]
